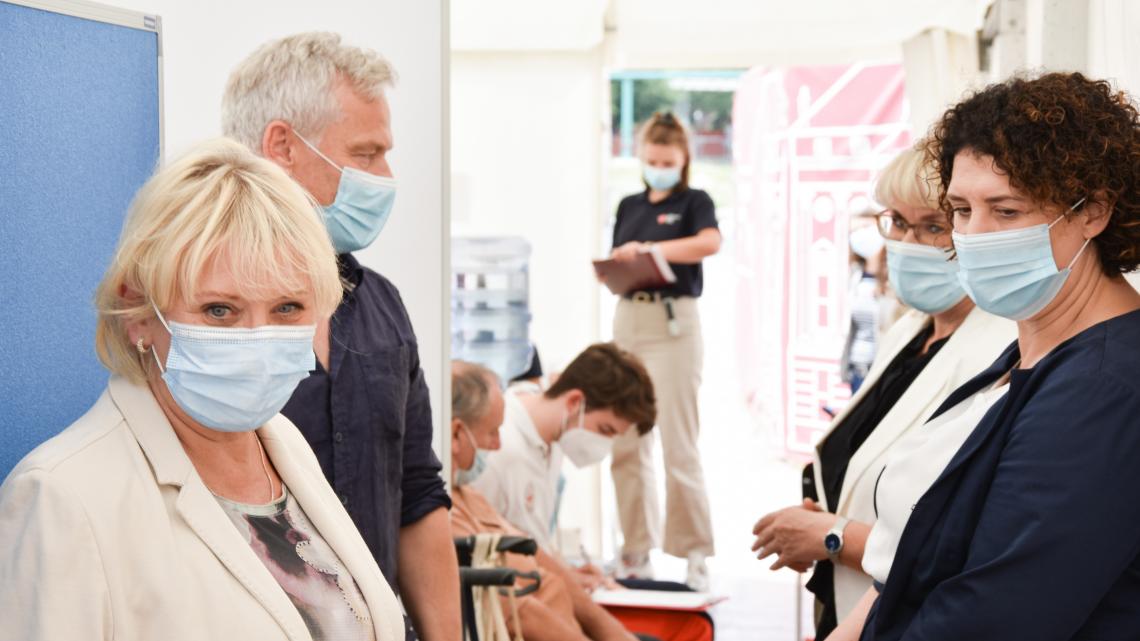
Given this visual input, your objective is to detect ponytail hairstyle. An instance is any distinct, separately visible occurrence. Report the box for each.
[638,111,692,191]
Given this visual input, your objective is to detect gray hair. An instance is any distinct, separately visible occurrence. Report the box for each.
[221,31,397,151]
[451,361,501,425]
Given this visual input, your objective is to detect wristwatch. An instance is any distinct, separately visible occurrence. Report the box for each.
[824,516,849,561]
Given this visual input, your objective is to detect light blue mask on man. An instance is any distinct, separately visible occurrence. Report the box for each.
[297,133,398,254]
[643,164,681,192]
[952,198,1091,321]
[885,240,966,314]
[151,305,316,432]
[454,425,488,486]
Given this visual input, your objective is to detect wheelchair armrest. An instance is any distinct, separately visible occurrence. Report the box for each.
[454,535,538,566]
[460,567,518,588]
[496,536,538,556]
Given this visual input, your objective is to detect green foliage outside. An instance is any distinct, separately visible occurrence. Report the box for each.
[610,79,734,132]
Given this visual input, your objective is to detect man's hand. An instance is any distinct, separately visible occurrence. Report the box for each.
[751,498,834,572]
[572,564,622,593]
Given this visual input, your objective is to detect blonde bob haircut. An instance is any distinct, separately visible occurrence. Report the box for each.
[874,141,940,211]
[222,31,397,151]
[94,138,343,383]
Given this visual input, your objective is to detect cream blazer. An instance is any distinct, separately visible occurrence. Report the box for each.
[812,306,1016,620]
[0,376,405,641]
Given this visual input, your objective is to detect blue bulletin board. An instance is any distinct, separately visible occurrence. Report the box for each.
[0,0,162,477]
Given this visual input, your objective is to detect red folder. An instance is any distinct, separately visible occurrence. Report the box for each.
[593,247,677,296]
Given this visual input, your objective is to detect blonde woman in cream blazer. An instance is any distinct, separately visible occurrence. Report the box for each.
[0,141,404,641]
[0,377,405,641]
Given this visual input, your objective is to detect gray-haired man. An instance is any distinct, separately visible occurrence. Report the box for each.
[223,32,460,641]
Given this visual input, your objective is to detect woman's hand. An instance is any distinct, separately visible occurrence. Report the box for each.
[751,498,836,572]
[610,241,645,263]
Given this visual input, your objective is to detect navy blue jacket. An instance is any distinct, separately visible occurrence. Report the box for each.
[282,254,450,595]
[862,308,1140,641]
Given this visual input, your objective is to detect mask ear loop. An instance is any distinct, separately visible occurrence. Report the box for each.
[1047,197,1093,270]
[294,130,345,174]
[1066,237,1094,270]
[148,302,172,374]
[558,398,587,438]
[461,423,480,460]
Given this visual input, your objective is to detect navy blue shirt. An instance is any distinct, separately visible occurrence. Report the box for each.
[863,308,1140,641]
[612,187,718,298]
[281,254,450,596]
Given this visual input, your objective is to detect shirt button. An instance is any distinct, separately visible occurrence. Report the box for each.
[339,494,349,506]
[334,432,344,444]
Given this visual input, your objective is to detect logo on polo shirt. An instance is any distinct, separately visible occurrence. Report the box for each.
[657,213,682,225]
[524,482,536,513]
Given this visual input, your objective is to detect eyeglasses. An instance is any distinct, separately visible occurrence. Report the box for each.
[877,209,951,245]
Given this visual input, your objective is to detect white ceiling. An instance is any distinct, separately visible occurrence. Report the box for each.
[453,0,991,68]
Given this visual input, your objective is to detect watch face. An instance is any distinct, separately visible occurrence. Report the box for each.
[824,533,841,554]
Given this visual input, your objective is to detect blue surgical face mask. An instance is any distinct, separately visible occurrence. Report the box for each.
[151,305,317,432]
[952,199,1091,321]
[454,424,488,486]
[885,239,966,314]
[297,133,397,254]
[643,164,681,192]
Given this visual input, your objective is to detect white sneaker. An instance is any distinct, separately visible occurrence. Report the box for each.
[616,551,654,579]
[685,552,710,592]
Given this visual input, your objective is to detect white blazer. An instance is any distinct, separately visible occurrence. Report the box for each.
[812,306,1016,620]
[0,376,405,641]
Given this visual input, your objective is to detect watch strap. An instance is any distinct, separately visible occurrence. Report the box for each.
[826,516,850,559]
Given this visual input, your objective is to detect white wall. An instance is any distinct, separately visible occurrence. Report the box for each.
[105,0,450,457]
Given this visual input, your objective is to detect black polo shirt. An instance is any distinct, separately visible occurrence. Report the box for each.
[612,187,719,298]
[281,254,450,599]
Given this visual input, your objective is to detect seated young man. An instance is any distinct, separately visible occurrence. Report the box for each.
[470,343,656,554]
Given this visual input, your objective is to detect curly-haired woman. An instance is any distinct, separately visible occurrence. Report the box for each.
[829,72,1140,641]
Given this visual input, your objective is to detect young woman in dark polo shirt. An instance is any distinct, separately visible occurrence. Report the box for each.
[608,112,721,590]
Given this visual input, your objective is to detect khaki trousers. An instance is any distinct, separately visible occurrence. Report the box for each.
[611,297,715,558]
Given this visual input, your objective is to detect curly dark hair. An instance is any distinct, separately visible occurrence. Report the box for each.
[924,72,1140,275]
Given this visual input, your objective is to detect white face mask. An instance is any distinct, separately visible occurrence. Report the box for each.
[850,225,885,260]
[557,400,614,468]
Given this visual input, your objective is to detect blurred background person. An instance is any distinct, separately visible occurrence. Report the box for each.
[607,112,721,590]
[750,142,1015,640]
[840,211,887,394]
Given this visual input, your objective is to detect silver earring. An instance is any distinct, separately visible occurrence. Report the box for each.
[137,337,146,354]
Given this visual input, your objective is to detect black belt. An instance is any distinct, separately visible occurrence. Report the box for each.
[627,291,666,302]
[625,292,683,337]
